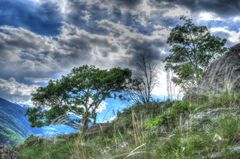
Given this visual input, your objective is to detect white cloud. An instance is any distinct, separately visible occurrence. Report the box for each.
[233,17,240,23]
[0,77,37,103]
[76,98,107,113]
[0,78,36,96]
[163,4,190,18]
[24,77,51,84]
[102,116,116,123]
[151,65,181,100]
[198,12,222,21]
[210,27,240,43]
[96,101,107,113]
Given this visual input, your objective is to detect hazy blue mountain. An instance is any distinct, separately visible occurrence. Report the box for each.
[0,98,32,145]
[0,98,78,146]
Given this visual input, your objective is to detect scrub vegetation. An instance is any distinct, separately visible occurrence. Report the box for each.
[16,93,240,159]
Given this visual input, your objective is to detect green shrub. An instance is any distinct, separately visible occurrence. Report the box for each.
[216,114,240,144]
[144,101,190,129]
[144,117,162,128]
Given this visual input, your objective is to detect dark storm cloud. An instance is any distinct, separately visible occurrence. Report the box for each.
[0,24,122,102]
[60,0,167,66]
[0,0,238,103]
[63,0,153,35]
[97,20,168,68]
[59,0,169,71]
[156,0,240,17]
[64,0,110,34]
[0,0,62,35]
[0,24,120,84]
[127,40,165,62]
[115,0,142,8]
[0,27,58,81]
[0,15,166,93]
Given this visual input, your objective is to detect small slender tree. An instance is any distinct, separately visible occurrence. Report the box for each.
[165,17,227,92]
[129,54,159,104]
[27,65,132,131]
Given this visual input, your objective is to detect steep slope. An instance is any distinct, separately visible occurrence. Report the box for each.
[0,98,33,145]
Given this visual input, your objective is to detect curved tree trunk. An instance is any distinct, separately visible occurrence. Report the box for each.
[82,112,89,132]
[93,113,97,125]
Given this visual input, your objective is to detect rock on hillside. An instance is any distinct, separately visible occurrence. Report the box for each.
[200,43,240,94]
[0,144,18,159]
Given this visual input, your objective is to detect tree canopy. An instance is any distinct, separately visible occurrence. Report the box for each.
[165,17,227,92]
[27,65,132,131]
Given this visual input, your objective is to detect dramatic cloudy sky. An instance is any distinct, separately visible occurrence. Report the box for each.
[0,0,239,105]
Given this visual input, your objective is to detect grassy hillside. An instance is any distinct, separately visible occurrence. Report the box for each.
[16,93,240,159]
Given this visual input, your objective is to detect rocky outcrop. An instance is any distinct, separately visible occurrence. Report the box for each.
[185,107,239,132]
[0,144,18,159]
[200,43,240,94]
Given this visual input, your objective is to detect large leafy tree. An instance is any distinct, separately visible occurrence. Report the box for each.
[165,17,227,92]
[27,65,132,131]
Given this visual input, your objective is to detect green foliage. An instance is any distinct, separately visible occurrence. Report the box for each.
[211,93,237,108]
[115,102,171,130]
[216,114,240,144]
[144,117,162,128]
[27,65,132,130]
[165,16,227,91]
[191,93,240,112]
[145,101,190,128]
[156,130,216,159]
[18,136,77,159]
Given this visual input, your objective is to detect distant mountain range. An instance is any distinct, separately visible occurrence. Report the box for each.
[0,98,33,145]
[0,98,77,146]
